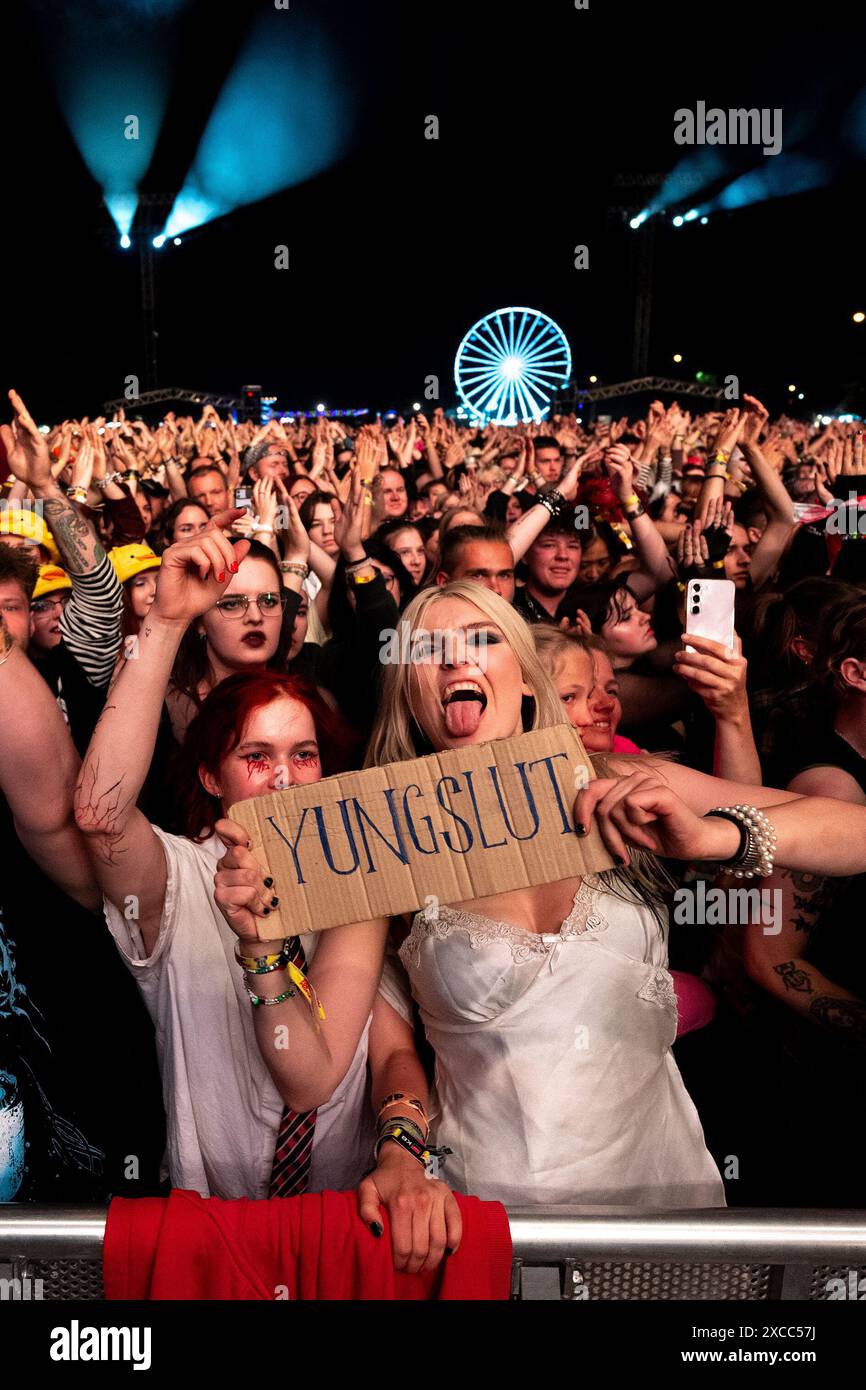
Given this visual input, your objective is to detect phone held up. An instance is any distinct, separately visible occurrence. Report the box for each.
[685,578,735,653]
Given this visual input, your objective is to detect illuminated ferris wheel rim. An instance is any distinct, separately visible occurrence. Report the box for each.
[454,305,572,425]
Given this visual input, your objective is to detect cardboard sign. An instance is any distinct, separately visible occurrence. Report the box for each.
[228,723,614,938]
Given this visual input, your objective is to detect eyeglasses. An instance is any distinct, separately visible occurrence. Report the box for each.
[214,592,287,619]
[31,595,70,615]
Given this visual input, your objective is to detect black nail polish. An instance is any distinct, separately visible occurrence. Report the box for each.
[576,822,586,836]
[264,877,274,888]
[615,854,626,865]
[271,897,279,907]
[445,1247,454,1257]
[263,907,271,915]
[370,1221,383,1238]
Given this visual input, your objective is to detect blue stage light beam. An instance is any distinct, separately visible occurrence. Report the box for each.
[34,3,187,237]
[162,11,357,240]
[709,151,838,214]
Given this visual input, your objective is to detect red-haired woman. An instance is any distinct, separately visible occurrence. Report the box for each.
[75,511,461,1272]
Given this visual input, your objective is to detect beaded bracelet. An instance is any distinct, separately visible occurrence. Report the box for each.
[537,489,565,518]
[245,981,297,1008]
[704,805,777,879]
[279,560,309,578]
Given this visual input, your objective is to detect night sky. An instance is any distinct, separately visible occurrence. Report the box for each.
[3,0,866,422]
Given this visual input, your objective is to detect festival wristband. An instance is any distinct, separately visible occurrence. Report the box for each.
[377,1116,427,1146]
[235,946,285,971]
[287,959,326,1021]
[375,1125,431,1167]
[377,1093,428,1122]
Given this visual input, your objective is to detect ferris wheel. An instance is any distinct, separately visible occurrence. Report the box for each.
[454,306,572,425]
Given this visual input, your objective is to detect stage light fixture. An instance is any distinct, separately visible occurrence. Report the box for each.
[120,233,131,250]
[683,209,699,222]
[672,215,684,227]
[797,393,805,400]
[412,402,421,410]
[316,403,326,413]
[173,237,182,246]
[589,375,598,383]
[788,384,797,392]
[853,312,865,324]
[152,234,166,248]
[700,216,709,225]
[673,354,683,363]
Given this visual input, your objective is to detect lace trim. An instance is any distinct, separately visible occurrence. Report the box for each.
[399,877,609,968]
[637,966,678,1017]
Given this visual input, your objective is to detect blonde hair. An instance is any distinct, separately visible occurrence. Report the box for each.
[365,581,673,918]
[366,580,564,767]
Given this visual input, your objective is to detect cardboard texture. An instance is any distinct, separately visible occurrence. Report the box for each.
[228,723,615,938]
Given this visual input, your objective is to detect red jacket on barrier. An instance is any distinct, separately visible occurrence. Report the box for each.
[104,1188,512,1301]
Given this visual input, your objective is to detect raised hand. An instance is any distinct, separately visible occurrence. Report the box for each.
[603,443,636,502]
[0,389,53,491]
[676,520,710,579]
[274,482,311,565]
[674,632,748,714]
[740,394,769,447]
[332,466,369,558]
[152,509,248,625]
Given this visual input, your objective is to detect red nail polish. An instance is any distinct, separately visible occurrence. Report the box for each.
[230,561,239,573]
[218,571,225,582]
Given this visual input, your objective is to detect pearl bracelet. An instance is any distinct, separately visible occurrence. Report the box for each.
[705,805,777,879]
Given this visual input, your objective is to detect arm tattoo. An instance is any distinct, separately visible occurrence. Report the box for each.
[809,996,866,1049]
[41,495,105,574]
[73,757,134,868]
[774,960,813,993]
[780,867,830,936]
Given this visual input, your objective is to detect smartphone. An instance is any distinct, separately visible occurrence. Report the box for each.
[234,485,253,512]
[685,578,735,652]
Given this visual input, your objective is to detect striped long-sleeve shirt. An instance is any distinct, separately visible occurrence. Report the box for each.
[33,552,123,756]
[59,550,124,688]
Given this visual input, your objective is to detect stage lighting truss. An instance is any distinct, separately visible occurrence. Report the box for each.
[454,307,572,425]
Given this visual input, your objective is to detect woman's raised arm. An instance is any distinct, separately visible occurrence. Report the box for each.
[75,510,246,954]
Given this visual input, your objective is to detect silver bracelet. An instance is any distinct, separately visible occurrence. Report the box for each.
[705,805,777,879]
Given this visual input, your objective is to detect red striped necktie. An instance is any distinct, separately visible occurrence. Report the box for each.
[269,937,317,1197]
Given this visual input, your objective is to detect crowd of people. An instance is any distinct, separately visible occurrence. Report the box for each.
[2,388,866,1271]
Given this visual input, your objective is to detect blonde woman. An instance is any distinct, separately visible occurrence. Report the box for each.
[364,580,866,1208]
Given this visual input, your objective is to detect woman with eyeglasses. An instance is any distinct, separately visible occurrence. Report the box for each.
[166,537,301,741]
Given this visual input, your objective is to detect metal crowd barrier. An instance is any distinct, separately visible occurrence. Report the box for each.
[1,1205,865,1301]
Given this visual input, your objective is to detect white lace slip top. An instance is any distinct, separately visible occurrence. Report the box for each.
[398,877,725,1209]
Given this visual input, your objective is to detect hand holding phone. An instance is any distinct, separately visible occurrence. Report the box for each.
[685,578,735,652]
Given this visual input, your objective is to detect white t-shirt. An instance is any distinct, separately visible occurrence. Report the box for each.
[103,827,375,1199]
